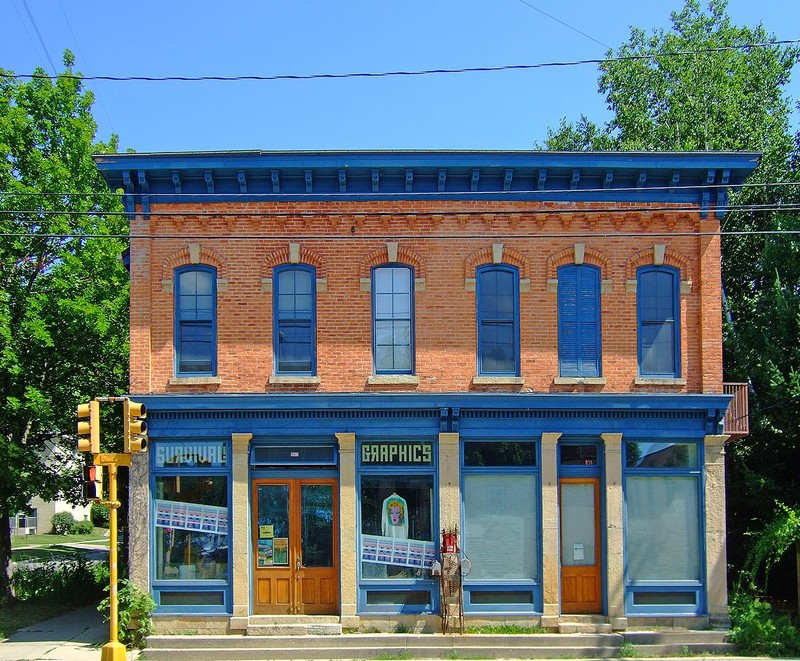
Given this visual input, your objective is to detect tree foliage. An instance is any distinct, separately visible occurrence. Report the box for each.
[541,0,800,600]
[0,52,129,604]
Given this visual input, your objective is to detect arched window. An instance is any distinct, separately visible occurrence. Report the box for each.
[476,264,520,376]
[174,265,217,376]
[637,266,680,377]
[372,264,414,374]
[274,264,316,375]
[558,264,601,377]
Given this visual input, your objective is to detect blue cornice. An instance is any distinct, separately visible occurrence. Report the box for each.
[93,150,759,214]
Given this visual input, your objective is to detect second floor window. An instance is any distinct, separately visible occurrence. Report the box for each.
[274,264,316,374]
[558,264,601,377]
[476,265,519,376]
[638,266,680,377]
[175,265,216,376]
[372,265,413,374]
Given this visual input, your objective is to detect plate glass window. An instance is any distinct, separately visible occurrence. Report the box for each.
[477,265,519,376]
[175,266,216,376]
[274,265,316,374]
[373,265,413,374]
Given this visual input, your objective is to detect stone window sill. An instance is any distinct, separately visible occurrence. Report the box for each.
[472,376,525,386]
[268,375,321,385]
[168,376,222,386]
[634,377,687,386]
[553,376,607,386]
[367,375,420,386]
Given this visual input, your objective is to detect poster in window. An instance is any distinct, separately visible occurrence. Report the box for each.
[273,538,289,565]
[257,539,274,567]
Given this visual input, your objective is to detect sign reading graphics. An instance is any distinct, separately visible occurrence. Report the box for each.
[360,442,433,466]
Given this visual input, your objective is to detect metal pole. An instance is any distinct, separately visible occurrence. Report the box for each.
[101,461,126,661]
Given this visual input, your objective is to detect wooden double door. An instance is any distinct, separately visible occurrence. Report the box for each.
[251,478,338,615]
[560,477,602,613]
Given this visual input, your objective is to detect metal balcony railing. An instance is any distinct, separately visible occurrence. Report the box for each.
[723,382,750,439]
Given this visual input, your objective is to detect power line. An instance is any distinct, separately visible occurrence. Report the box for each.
[4,40,798,84]
[19,0,58,76]
[515,0,611,50]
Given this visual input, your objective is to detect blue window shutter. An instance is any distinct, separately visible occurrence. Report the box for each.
[558,265,601,377]
[558,266,579,375]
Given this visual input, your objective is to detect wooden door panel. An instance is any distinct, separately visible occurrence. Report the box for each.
[560,478,602,614]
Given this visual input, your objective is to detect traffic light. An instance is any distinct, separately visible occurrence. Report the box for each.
[82,464,103,501]
[77,400,100,454]
[124,399,148,453]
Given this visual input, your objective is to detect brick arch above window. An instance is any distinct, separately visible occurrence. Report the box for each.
[625,246,692,282]
[160,244,227,287]
[360,244,425,279]
[464,245,529,279]
[262,244,327,279]
[545,245,609,281]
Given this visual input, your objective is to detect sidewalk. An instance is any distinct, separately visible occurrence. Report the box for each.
[0,606,138,661]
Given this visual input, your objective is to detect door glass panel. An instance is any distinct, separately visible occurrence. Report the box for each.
[561,483,596,566]
[257,484,290,567]
[301,484,334,567]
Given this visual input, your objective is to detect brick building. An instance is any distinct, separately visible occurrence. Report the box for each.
[94,149,755,633]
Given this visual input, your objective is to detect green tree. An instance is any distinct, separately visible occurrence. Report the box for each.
[0,52,129,605]
[542,0,800,601]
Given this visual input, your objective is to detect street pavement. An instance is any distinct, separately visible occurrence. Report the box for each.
[0,605,138,661]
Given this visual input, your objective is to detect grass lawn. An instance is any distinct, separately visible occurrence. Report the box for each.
[0,597,99,640]
[13,531,109,547]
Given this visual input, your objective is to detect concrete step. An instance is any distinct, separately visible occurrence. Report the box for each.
[623,629,736,656]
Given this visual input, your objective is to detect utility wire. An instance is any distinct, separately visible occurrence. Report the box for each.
[516,0,611,50]
[4,40,798,84]
[19,0,57,76]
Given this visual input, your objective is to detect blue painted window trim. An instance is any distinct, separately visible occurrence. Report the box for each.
[273,264,317,375]
[150,438,232,615]
[622,438,706,616]
[558,264,601,377]
[356,437,438,615]
[637,265,681,378]
[174,265,217,377]
[371,264,415,375]
[476,264,520,376]
[460,438,543,614]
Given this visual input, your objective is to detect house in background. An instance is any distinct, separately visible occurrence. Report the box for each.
[94,149,753,634]
[12,497,91,536]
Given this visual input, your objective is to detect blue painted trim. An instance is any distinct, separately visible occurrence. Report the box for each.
[272,264,317,376]
[637,266,681,378]
[173,265,218,377]
[476,264,520,376]
[371,264,415,375]
[94,150,759,206]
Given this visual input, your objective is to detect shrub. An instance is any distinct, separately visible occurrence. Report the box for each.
[729,590,800,657]
[91,503,110,528]
[99,579,156,649]
[12,558,107,603]
[51,512,77,535]
[74,520,94,535]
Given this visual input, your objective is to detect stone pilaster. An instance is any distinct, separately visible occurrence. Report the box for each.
[601,433,626,630]
[230,432,252,626]
[128,452,150,592]
[704,434,730,626]
[540,432,562,624]
[336,432,358,626]
[438,433,461,535]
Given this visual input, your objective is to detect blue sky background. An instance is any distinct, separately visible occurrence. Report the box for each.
[2,0,798,153]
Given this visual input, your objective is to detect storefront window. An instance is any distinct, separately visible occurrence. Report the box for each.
[154,475,228,581]
[360,475,435,579]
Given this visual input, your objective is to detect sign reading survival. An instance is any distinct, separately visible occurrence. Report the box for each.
[361,442,433,465]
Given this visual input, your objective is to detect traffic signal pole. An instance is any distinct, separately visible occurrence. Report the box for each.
[77,396,146,661]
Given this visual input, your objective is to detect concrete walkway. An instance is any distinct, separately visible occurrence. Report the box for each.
[0,605,138,661]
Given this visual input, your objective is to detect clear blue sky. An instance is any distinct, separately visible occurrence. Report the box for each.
[2,0,798,153]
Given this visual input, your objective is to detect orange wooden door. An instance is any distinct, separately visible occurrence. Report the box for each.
[560,477,601,614]
[252,479,338,615]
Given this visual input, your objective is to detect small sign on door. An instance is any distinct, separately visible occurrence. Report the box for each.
[573,543,585,562]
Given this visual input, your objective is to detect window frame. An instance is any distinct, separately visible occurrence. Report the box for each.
[557,264,602,377]
[150,439,232,615]
[476,264,520,377]
[174,265,217,377]
[371,264,415,375]
[273,264,317,376]
[637,265,681,378]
